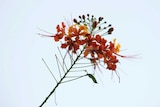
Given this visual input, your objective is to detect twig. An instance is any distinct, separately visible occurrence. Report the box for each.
[42,58,58,83]
[62,74,87,83]
[39,46,86,107]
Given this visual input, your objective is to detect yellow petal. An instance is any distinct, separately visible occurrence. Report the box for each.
[113,38,121,53]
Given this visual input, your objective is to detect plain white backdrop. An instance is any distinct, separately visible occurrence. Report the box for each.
[1,0,160,107]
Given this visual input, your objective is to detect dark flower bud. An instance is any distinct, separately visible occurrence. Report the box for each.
[92,21,98,28]
[73,19,78,23]
[98,17,103,22]
[108,27,114,34]
[108,24,112,27]
[87,14,89,17]
[82,15,85,19]
[79,16,81,19]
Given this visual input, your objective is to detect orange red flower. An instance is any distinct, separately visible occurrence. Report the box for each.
[39,14,131,107]
[52,14,126,71]
[53,22,66,41]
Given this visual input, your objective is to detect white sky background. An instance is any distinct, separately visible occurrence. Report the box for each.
[0,0,160,107]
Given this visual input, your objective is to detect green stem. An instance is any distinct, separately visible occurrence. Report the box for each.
[39,47,85,107]
[61,74,87,83]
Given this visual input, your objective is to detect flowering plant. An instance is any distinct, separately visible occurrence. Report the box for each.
[39,14,127,107]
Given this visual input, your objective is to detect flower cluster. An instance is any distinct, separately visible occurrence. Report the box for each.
[39,14,128,107]
[52,14,124,71]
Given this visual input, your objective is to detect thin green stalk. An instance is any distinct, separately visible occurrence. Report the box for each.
[39,46,85,107]
[42,58,58,83]
[61,74,87,83]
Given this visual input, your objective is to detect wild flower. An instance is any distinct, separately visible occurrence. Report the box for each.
[39,14,128,107]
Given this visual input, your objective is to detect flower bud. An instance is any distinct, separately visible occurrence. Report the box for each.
[108,27,114,34]
[98,17,103,22]
[73,19,78,23]
[92,21,98,28]
[82,15,85,19]
[108,24,111,27]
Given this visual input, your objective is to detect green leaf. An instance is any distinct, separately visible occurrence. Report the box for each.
[87,74,98,83]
